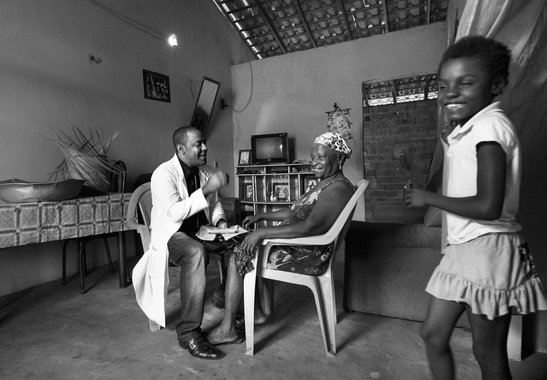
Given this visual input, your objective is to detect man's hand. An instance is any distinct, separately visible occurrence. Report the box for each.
[202,170,228,195]
[216,219,228,229]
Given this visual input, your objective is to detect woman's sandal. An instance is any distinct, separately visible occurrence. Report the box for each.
[207,331,245,346]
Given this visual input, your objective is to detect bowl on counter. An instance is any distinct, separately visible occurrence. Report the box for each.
[0,178,85,203]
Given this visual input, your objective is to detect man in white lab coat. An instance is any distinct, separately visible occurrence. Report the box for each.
[132,126,230,359]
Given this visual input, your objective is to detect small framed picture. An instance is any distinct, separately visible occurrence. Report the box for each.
[304,177,318,193]
[244,184,253,200]
[143,69,170,102]
[239,150,252,166]
[274,183,289,200]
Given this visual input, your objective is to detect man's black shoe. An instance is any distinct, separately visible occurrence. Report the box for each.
[179,333,224,359]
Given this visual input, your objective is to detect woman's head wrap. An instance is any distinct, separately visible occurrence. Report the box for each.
[313,132,352,157]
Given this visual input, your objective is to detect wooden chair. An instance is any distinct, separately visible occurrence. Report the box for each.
[61,160,127,293]
[243,179,369,357]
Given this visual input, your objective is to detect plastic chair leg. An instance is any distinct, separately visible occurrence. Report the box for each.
[308,277,336,357]
[244,268,257,356]
[319,276,337,356]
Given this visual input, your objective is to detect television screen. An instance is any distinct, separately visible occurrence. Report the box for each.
[251,133,289,164]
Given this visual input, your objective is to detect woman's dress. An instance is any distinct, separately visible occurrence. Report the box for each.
[235,175,353,276]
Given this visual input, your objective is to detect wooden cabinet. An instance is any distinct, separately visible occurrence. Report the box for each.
[236,163,315,227]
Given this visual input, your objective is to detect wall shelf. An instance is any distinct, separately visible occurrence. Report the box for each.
[236,163,315,227]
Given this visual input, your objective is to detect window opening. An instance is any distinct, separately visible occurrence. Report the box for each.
[363,73,438,107]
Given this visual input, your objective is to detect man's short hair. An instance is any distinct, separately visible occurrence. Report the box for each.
[172,126,197,149]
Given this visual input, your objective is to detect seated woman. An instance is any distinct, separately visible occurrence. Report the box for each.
[207,132,354,345]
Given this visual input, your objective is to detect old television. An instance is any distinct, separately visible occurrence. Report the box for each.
[251,133,289,164]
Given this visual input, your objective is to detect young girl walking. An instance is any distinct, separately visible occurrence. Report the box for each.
[405,36,547,380]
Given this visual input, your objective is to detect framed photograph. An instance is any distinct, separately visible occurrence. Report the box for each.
[238,150,251,166]
[143,69,170,102]
[274,183,289,200]
[244,184,253,200]
[304,177,318,193]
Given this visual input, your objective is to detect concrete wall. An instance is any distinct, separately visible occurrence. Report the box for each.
[0,0,252,297]
[231,22,447,221]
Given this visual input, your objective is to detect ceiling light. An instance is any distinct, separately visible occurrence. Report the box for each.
[167,34,178,46]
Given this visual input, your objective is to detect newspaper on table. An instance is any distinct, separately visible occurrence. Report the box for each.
[196,225,248,241]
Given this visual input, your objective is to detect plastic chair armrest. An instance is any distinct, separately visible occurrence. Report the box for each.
[126,218,141,230]
[263,234,334,247]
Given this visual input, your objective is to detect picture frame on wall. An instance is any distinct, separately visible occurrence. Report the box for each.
[238,150,252,166]
[143,69,170,102]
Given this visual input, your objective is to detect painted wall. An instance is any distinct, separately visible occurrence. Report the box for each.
[0,0,252,296]
[231,22,447,221]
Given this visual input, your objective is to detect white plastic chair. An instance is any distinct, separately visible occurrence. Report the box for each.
[126,181,231,293]
[126,182,152,254]
[243,179,369,357]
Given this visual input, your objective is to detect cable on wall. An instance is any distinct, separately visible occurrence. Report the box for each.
[86,0,176,45]
[232,62,253,113]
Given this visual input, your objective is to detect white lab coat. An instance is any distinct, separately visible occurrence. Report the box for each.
[132,154,225,330]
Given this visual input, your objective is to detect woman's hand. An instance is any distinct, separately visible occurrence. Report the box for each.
[404,188,429,208]
[239,230,264,255]
[242,214,261,229]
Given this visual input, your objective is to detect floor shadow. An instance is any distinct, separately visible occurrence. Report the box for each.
[0,280,63,327]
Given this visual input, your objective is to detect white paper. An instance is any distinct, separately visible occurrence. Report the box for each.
[196,225,248,241]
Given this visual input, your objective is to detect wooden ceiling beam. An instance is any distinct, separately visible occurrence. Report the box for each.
[255,0,288,54]
[294,0,317,48]
[381,0,390,33]
[336,0,354,40]
[226,5,253,15]
[345,3,383,16]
